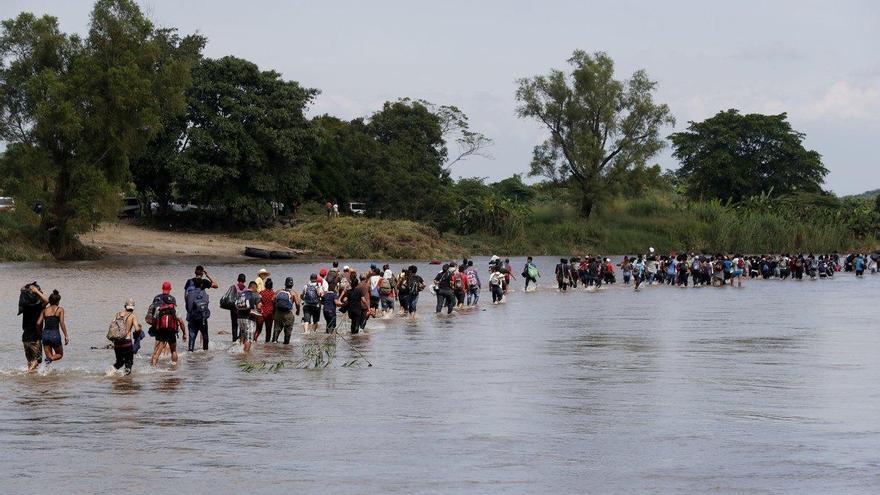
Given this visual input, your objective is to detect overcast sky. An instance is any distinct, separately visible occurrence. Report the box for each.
[4,0,879,194]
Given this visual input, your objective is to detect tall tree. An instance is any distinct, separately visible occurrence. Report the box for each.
[129,29,205,213]
[515,50,674,217]
[365,99,455,223]
[0,1,194,257]
[670,109,827,202]
[173,56,319,224]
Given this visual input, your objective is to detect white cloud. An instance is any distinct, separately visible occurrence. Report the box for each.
[803,80,880,121]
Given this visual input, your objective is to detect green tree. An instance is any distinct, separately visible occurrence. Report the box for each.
[129,29,205,214]
[363,99,456,224]
[670,109,827,203]
[0,1,193,257]
[307,115,378,207]
[173,56,319,224]
[491,174,536,203]
[515,50,674,217]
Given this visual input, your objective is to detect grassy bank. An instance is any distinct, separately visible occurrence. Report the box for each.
[0,212,51,262]
[2,195,876,262]
[461,194,875,255]
[242,217,472,260]
[244,195,876,260]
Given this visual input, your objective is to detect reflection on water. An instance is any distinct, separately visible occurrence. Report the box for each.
[1,258,879,494]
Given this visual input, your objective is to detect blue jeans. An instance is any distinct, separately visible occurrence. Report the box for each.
[188,319,209,352]
[467,287,480,305]
[380,296,394,311]
[407,293,419,313]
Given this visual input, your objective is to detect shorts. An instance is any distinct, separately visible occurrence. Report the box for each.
[733,270,743,277]
[302,305,321,324]
[23,340,41,363]
[42,329,62,347]
[238,318,256,342]
[155,329,177,344]
[369,296,380,309]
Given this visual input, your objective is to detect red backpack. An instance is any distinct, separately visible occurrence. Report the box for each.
[154,302,178,332]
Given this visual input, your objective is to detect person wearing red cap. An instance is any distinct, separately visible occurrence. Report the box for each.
[146,281,187,366]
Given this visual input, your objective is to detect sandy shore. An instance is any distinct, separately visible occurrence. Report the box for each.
[81,222,302,262]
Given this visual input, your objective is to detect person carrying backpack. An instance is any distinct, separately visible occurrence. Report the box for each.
[326,262,341,293]
[301,273,324,333]
[522,256,540,291]
[272,277,300,344]
[107,298,141,374]
[235,281,262,352]
[147,281,187,366]
[434,264,455,315]
[463,261,481,306]
[185,278,212,352]
[19,282,48,372]
[379,264,396,316]
[220,274,247,342]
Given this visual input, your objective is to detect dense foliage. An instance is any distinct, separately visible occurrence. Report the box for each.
[0,1,876,260]
[670,110,827,203]
[0,1,197,257]
[515,50,675,217]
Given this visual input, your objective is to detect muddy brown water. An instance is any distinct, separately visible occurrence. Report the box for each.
[1,257,879,494]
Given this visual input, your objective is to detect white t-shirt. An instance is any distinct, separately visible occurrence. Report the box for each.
[369,275,381,291]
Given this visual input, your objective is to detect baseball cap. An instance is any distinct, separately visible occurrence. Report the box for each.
[162,281,172,293]
[124,298,135,310]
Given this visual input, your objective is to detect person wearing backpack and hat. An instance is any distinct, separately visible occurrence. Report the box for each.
[235,281,262,352]
[107,299,141,375]
[185,278,212,352]
[147,281,187,366]
[272,277,301,344]
[301,274,324,334]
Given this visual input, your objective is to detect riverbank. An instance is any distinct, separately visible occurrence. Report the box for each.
[78,223,305,262]
[1,196,877,263]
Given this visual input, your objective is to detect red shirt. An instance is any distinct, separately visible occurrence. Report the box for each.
[259,289,276,319]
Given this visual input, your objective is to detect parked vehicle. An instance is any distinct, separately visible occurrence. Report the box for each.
[119,197,141,218]
[0,196,15,212]
[349,202,367,215]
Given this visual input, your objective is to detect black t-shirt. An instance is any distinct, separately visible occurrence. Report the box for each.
[21,303,44,342]
[406,275,424,294]
[347,286,365,315]
[236,290,261,319]
[435,271,452,290]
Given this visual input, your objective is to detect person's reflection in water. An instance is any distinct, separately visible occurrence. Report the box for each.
[111,376,142,394]
[158,376,181,393]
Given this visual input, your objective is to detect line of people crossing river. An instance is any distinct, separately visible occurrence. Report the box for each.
[15,251,877,374]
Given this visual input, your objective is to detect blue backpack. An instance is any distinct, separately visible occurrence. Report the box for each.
[189,288,210,321]
[302,284,320,306]
[275,290,294,313]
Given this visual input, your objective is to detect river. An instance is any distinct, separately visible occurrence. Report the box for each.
[1,257,878,494]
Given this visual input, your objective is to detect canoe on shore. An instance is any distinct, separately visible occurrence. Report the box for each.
[244,246,295,260]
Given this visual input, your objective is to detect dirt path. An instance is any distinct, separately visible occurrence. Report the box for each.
[81,222,296,261]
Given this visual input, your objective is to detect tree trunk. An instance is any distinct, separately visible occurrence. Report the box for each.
[41,160,95,260]
[579,185,595,219]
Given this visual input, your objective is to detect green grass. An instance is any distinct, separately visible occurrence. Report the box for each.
[461,193,875,255]
[242,216,472,260]
[0,211,51,262]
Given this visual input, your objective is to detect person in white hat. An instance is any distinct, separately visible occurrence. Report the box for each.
[255,268,271,292]
[108,298,141,375]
